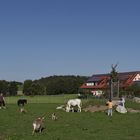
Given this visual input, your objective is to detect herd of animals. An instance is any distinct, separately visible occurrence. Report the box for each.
[17,98,82,135]
[1,96,140,135]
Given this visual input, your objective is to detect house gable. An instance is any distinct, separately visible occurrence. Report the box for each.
[133,74,140,81]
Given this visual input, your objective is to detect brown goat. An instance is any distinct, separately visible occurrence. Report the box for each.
[32,117,45,135]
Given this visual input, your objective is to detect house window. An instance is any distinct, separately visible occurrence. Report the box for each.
[95,82,98,86]
[86,82,94,86]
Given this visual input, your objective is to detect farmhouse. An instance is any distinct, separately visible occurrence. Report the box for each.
[80,71,140,96]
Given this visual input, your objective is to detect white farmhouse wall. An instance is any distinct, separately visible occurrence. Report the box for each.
[133,74,140,81]
[86,82,98,86]
[86,82,94,86]
[91,90,103,97]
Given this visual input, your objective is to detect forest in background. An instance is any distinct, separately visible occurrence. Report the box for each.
[0,75,88,96]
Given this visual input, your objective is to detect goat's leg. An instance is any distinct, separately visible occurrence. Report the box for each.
[39,127,42,133]
[71,107,74,112]
[32,129,35,135]
[78,105,81,112]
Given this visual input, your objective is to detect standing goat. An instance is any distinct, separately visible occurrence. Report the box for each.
[66,99,82,112]
[32,117,45,135]
[51,113,58,121]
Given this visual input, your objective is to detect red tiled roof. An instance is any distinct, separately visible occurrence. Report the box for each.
[80,71,140,90]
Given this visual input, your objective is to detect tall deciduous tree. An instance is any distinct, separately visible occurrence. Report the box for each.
[110,64,119,99]
[9,82,18,96]
[23,80,33,95]
[0,80,9,95]
[110,64,118,82]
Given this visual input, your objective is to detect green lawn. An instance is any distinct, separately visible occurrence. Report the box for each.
[0,95,140,140]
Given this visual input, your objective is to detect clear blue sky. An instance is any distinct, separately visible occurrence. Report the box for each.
[0,0,140,82]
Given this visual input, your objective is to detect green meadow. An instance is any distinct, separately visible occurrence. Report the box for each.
[0,95,140,140]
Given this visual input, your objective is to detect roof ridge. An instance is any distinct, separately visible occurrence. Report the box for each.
[92,71,140,76]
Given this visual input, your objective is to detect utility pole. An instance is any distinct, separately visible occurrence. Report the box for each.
[110,78,113,100]
[117,80,120,98]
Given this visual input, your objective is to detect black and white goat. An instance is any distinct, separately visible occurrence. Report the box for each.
[51,113,58,121]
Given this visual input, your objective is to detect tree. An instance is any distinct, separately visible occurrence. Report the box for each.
[110,64,119,99]
[23,80,33,95]
[127,83,140,97]
[110,64,118,82]
[23,80,45,95]
[30,83,45,95]
[0,80,9,95]
[9,82,18,96]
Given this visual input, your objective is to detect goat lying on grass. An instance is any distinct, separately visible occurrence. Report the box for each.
[56,105,65,110]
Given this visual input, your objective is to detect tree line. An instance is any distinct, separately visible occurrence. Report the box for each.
[0,80,22,96]
[1,74,140,97]
[23,75,88,95]
[0,76,88,96]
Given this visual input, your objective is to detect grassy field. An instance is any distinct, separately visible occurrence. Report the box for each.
[0,95,140,140]
[5,94,78,104]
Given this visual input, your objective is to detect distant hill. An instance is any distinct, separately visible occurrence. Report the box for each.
[32,75,89,95]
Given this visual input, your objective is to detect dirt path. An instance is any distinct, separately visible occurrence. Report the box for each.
[83,105,140,113]
[83,105,107,112]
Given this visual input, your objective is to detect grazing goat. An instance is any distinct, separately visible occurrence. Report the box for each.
[17,99,27,106]
[66,99,82,112]
[51,113,58,121]
[32,117,45,135]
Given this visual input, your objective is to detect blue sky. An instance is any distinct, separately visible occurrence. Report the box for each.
[0,0,140,82]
